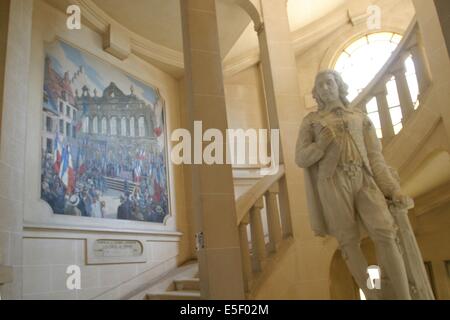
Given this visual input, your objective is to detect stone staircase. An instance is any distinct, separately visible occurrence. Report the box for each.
[145,277,201,300]
[133,166,290,300]
[348,17,449,200]
[130,260,202,300]
[104,176,136,193]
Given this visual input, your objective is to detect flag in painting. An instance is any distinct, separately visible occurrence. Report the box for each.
[53,132,63,174]
[60,145,75,193]
[136,149,145,161]
[77,147,86,176]
[75,98,89,133]
[134,164,142,183]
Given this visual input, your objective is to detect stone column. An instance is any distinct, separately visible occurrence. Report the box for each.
[0,0,33,299]
[0,0,9,137]
[134,116,139,138]
[107,116,111,135]
[393,65,415,121]
[256,0,297,237]
[375,86,395,143]
[433,0,450,57]
[412,0,450,148]
[180,0,245,299]
[409,42,431,95]
[88,116,92,134]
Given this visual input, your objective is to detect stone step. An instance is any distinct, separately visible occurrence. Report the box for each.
[174,278,200,291]
[146,290,201,300]
[104,176,136,193]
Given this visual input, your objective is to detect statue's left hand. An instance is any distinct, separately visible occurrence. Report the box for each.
[391,190,408,205]
[389,190,414,209]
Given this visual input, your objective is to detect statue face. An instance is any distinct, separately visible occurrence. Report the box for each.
[315,73,340,105]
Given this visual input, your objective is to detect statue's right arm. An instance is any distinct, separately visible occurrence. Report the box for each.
[295,115,325,168]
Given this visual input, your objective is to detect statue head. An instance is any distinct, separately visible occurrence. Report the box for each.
[312,69,350,110]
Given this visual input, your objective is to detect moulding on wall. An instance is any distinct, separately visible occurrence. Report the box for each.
[319,25,407,72]
[23,223,183,239]
[318,0,415,70]
[103,23,131,60]
[49,0,414,82]
[412,180,450,217]
[59,0,357,78]
[71,0,184,74]
[223,48,260,77]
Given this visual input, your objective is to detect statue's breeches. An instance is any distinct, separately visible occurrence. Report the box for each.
[317,165,396,246]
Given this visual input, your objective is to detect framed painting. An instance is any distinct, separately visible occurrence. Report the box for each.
[40,40,170,224]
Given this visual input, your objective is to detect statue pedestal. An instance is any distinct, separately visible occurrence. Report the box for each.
[387,199,435,300]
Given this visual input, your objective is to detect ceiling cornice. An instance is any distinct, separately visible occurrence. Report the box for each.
[223,48,260,77]
[72,0,184,72]
[290,3,351,54]
[56,0,397,78]
[222,2,354,77]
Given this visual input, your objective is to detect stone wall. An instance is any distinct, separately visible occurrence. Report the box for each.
[1,0,193,299]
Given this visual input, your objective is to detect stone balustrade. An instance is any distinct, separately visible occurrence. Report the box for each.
[350,18,432,146]
[235,165,293,294]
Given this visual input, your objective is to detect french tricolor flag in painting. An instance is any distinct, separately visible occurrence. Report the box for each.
[134,164,142,183]
[53,132,63,175]
[78,152,86,176]
[60,145,75,193]
[137,149,145,161]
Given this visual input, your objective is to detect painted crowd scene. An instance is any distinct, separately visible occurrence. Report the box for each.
[41,40,170,223]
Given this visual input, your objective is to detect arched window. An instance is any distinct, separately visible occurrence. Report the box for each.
[82,117,89,133]
[110,117,117,136]
[138,116,146,137]
[334,32,402,101]
[92,116,98,134]
[333,32,419,137]
[101,117,107,135]
[129,117,135,137]
[121,117,127,136]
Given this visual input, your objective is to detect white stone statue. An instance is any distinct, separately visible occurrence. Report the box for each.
[295,70,433,300]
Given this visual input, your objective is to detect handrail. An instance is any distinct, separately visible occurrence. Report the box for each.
[234,163,292,295]
[235,165,285,225]
[350,17,418,110]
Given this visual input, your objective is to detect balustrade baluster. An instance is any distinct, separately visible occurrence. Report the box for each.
[409,41,431,96]
[250,198,266,272]
[238,215,252,292]
[394,64,415,121]
[265,183,282,252]
[375,85,395,143]
[278,177,293,238]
